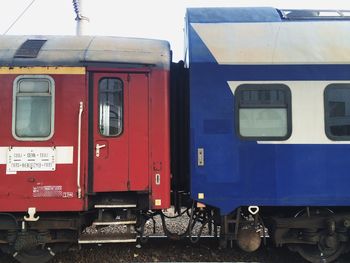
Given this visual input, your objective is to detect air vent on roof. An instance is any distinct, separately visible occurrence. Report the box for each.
[14,39,47,58]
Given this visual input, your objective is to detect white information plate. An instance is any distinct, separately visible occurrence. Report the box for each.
[6,147,56,173]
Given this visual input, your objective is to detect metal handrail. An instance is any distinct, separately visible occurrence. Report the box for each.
[77,101,83,199]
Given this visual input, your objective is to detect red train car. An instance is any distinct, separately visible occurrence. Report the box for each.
[0,35,171,262]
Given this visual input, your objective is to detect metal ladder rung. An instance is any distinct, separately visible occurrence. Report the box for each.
[92,219,137,226]
[78,233,137,244]
[94,204,137,208]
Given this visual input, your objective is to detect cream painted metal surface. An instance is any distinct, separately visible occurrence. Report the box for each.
[192,22,350,65]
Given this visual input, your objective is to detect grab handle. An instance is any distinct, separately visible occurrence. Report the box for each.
[77,101,83,198]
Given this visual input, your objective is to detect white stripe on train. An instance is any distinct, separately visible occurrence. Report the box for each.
[228,80,350,144]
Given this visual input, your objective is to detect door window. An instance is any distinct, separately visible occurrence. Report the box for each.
[98,78,123,136]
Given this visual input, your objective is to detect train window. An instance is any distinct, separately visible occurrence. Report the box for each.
[325,84,350,140]
[13,75,54,140]
[235,84,292,140]
[99,78,123,136]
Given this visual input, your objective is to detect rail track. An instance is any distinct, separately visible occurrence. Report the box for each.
[2,235,350,263]
[1,211,350,263]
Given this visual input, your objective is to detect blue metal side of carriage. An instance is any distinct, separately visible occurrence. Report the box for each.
[186,7,350,215]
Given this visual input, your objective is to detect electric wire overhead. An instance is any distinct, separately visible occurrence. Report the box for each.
[3,0,36,35]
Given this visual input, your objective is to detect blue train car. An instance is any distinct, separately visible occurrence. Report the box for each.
[185,7,350,262]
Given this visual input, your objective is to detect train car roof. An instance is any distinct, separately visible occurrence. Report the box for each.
[186,7,282,23]
[186,7,350,65]
[186,7,350,23]
[0,35,171,69]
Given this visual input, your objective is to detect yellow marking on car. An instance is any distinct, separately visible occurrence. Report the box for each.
[0,67,86,74]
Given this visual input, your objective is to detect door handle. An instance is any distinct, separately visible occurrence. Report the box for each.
[95,144,106,157]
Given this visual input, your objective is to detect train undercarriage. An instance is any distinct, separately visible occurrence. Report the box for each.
[0,212,85,263]
[1,205,350,263]
[221,206,350,263]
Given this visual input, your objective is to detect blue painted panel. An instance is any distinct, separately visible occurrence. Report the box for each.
[191,63,350,81]
[187,8,350,215]
[189,62,350,214]
[191,139,350,214]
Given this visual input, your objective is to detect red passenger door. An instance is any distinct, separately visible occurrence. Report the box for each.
[92,72,149,192]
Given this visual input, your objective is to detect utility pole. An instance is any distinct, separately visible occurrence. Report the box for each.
[72,0,89,36]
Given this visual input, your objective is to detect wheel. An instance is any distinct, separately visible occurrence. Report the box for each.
[13,246,54,263]
[291,243,345,263]
[288,208,345,263]
[12,243,70,263]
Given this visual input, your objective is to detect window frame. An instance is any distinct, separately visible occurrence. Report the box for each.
[12,75,55,141]
[235,84,292,141]
[324,83,350,141]
[98,77,124,137]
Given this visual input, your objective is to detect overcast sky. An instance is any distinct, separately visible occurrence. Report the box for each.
[1,0,350,61]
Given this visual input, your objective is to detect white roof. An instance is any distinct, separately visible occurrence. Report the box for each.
[0,35,171,69]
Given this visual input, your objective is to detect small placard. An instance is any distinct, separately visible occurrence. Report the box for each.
[7,147,56,173]
[33,185,62,198]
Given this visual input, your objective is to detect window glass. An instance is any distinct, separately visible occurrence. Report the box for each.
[13,76,54,140]
[99,78,123,136]
[239,108,287,137]
[236,84,291,140]
[19,79,49,93]
[325,84,350,140]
